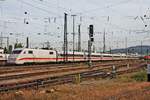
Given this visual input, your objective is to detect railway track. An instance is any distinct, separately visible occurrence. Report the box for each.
[0,63,131,81]
[0,63,126,74]
[0,64,82,74]
[0,59,143,75]
[0,59,142,80]
[0,58,139,69]
[0,60,147,92]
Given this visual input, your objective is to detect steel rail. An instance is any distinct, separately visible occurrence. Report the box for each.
[0,59,142,75]
[0,63,146,92]
[0,62,137,81]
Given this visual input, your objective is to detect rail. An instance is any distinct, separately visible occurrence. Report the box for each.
[0,62,147,93]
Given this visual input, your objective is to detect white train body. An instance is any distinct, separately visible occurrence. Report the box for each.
[7,48,57,64]
[0,49,9,61]
[7,48,129,64]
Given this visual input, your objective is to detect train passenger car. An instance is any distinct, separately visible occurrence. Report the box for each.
[7,48,57,64]
[59,51,88,62]
[59,52,126,61]
[7,48,129,64]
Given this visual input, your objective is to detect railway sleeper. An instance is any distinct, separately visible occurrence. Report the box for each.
[0,64,146,93]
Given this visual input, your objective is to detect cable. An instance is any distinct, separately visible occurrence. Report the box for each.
[32,0,70,13]
[17,0,62,16]
[76,0,133,15]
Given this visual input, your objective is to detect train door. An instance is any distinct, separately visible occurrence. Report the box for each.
[48,50,57,62]
[55,50,58,62]
[27,50,34,63]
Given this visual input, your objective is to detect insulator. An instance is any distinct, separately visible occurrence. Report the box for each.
[24,12,27,14]
[26,22,29,24]
[145,25,148,27]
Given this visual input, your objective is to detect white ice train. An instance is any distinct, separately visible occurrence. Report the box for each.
[7,48,128,64]
[0,49,9,61]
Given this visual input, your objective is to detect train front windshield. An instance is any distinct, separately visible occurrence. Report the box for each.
[12,50,22,54]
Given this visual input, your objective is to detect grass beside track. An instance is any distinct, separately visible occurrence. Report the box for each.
[0,69,150,100]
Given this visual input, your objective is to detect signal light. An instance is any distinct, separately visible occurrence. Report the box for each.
[90,33,93,37]
[89,25,94,42]
[91,37,94,42]
[89,25,94,37]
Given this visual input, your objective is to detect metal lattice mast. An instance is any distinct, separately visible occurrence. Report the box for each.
[78,24,81,52]
[63,13,68,62]
[72,15,76,61]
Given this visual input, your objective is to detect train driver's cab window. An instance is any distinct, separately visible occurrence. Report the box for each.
[12,50,22,54]
[28,51,33,54]
[0,52,2,54]
[49,52,54,55]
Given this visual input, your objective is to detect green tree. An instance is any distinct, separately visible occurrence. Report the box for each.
[3,45,13,54]
[4,47,8,53]
[8,45,13,53]
[14,43,23,49]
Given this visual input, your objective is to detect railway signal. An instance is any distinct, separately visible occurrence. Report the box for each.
[88,25,94,67]
[89,25,94,42]
[26,37,29,48]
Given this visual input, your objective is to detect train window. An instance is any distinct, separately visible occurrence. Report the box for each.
[28,51,33,54]
[12,50,22,54]
[0,52,2,54]
[49,52,54,55]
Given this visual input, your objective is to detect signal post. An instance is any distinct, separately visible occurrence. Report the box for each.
[88,25,94,67]
[147,64,150,82]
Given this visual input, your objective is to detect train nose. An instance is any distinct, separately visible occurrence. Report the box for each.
[7,54,18,64]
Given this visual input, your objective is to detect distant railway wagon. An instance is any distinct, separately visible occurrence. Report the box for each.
[0,49,9,62]
[143,55,150,60]
[7,48,129,64]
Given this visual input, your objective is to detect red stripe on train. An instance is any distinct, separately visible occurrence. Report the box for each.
[17,57,113,61]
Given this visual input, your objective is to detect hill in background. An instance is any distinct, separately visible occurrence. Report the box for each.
[110,45,150,55]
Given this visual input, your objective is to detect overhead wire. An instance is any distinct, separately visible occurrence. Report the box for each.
[32,0,70,13]
[76,0,133,15]
[3,0,149,48]
[17,0,62,16]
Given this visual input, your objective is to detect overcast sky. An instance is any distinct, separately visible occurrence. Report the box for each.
[0,0,150,51]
